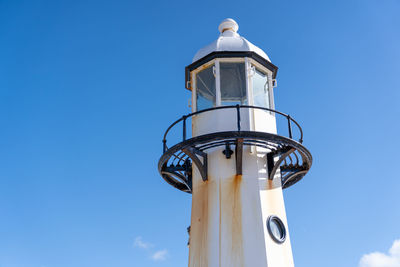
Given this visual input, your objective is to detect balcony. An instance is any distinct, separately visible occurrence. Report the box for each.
[158,105,312,193]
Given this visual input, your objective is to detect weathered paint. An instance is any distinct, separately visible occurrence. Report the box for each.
[188,178,210,266]
[188,109,294,267]
[220,174,244,267]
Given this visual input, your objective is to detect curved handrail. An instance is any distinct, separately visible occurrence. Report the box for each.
[162,105,303,153]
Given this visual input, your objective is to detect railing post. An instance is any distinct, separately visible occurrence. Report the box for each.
[236,104,241,131]
[182,115,187,141]
[163,139,167,153]
[287,115,292,139]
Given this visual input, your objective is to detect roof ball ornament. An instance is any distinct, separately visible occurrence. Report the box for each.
[218,18,239,33]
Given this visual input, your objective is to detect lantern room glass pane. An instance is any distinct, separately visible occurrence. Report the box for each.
[220,62,247,106]
[196,65,216,111]
[252,67,270,108]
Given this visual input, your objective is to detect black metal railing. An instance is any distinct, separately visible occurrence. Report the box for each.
[162,105,303,153]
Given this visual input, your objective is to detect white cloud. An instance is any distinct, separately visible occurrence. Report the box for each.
[152,249,168,261]
[133,236,153,249]
[133,237,169,262]
[360,239,400,267]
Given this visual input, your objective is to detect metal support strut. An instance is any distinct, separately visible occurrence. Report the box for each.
[182,147,208,182]
[235,138,243,175]
[267,147,295,180]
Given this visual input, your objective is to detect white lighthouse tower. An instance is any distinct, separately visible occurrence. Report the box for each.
[158,18,312,267]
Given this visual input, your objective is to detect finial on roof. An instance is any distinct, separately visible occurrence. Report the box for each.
[192,18,271,63]
[218,18,239,33]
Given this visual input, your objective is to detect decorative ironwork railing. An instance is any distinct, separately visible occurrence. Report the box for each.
[162,105,303,153]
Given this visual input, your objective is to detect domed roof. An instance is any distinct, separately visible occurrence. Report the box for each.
[192,18,271,63]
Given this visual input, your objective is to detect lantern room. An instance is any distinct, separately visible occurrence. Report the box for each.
[184,19,281,137]
[185,19,278,112]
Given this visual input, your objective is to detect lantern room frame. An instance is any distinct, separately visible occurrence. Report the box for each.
[185,51,279,91]
[186,51,280,123]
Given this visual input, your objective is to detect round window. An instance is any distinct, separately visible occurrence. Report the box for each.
[267,215,286,244]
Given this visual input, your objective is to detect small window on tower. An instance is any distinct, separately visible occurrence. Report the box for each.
[196,65,216,111]
[267,215,286,244]
[220,62,247,106]
[252,67,270,108]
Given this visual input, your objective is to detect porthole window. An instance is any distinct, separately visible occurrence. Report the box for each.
[267,215,286,244]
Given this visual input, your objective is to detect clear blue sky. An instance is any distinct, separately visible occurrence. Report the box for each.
[0,0,399,266]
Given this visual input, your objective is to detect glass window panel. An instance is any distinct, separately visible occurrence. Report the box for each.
[270,219,283,239]
[220,62,247,106]
[196,65,216,111]
[252,67,270,108]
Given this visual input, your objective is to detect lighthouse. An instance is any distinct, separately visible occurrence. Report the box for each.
[158,18,312,267]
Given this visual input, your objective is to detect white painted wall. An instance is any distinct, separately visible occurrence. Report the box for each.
[192,109,250,137]
[188,112,294,267]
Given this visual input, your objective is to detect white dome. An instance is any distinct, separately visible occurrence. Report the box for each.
[192,18,271,63]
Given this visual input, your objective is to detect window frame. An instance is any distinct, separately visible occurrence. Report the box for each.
[247,58,275,110]
[218,59,248,106]
[191,60,216,112]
